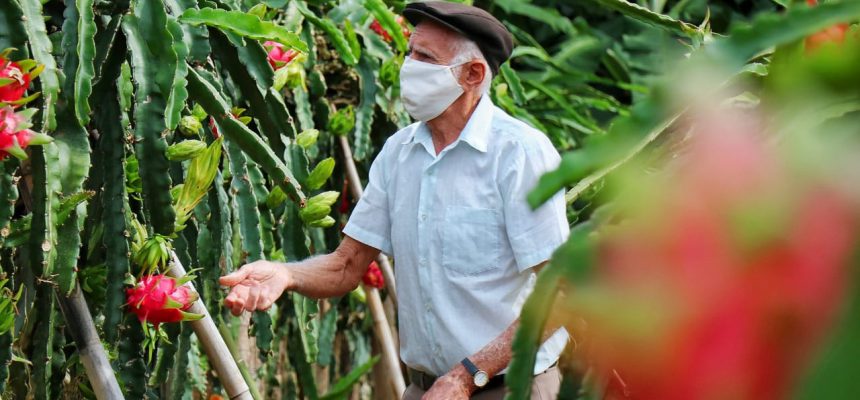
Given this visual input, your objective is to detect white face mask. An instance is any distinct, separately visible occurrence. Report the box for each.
[399,57,465,122]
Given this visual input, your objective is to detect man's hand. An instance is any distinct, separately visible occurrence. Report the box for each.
[220,260,291,316]
[422,365,473,400]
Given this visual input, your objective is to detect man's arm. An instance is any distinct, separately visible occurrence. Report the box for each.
[431,318,520,397]
[220,235,379,315]
[424,263,555,398]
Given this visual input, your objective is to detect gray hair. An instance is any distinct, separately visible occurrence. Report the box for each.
[450,36,492,94]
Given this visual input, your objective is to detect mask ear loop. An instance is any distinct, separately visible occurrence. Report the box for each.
[447,60,471,68]
[448,60,483,90]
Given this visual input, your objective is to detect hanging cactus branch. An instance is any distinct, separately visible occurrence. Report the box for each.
[187,67,306,205]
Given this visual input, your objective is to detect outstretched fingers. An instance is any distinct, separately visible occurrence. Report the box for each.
[225,285,249,316]
[219,267,251,287]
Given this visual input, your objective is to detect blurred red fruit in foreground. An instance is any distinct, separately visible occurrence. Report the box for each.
[571,110,858,400]
[362,261,385,289]
[0,57,31,103]
[126,274,201,328]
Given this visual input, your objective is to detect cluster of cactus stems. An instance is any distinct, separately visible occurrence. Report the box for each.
[0,0,411,398]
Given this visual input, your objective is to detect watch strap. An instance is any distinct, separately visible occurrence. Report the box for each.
[461,357,480,376]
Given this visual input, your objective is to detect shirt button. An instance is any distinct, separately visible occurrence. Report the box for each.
[425,303,431,311]
[420,214,427,221]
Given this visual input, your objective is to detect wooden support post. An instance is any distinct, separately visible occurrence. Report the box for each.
[367,286,406,398]
[167,251,253,400]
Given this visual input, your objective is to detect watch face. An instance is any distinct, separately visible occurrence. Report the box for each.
[474,371,490,387]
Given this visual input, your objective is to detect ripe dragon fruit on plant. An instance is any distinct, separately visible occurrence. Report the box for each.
[126,274,203,329]
[264,41,298,70]
[208,107,252,139]
[370,16,411,43]
[0,58,30,103]
[0,106,51,160]
[0,51,52,161]
[0,49,43,105]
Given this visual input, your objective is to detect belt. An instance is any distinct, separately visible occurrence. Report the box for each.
[408,368,505,394]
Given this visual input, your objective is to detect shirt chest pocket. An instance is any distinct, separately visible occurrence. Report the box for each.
[441,206,503,276]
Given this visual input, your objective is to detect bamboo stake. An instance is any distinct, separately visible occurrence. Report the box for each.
[56,286,124,400]
[337,135,398,304]
[367,286,406,397]
[167,251,253,400]
[217,322,264,400]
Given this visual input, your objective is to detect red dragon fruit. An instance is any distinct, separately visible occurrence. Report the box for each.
[208,108,251,139]
[264,41,298,70]
[566,109,858,400]
[370,19,393,42]
[126,274,202,328]
[362,261,385,289]
[0,106,50,160]
[0,57,31,103]
[370,16,411,43]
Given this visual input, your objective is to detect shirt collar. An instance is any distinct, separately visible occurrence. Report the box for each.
[401,95,494,153]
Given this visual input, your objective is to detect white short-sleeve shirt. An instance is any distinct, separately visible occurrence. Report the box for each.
[343,95,570,377]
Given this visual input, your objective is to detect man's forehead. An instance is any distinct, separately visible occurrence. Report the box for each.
[409,21,459,56]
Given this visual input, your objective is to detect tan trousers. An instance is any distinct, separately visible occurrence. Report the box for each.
[401,366,561,400]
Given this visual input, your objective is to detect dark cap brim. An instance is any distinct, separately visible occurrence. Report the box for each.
[403,8,466,37]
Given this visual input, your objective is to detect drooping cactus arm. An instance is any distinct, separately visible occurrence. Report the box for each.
[186,67,306,205]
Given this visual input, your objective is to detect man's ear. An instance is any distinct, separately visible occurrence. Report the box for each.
[461,61,486,90]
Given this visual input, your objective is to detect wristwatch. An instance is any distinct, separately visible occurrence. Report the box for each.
[461,357,490,388]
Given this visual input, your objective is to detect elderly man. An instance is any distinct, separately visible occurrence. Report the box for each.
[219,2,569,399]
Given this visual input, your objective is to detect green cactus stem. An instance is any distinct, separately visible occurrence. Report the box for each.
[73,0,96,126]
[187,67,306,205]
[166,18,190,131]
[179,7,307,52]
[210,30,287,158]
[123,5,178,236]
[17,0,60,130]
[168,324,193,399]
[0,330,10,393]
[352,53,378,161]
[96,62,131,343]
[116,316,150,398]
[164,0,211,63]
[295,2,357,66]
[0,161,18,248]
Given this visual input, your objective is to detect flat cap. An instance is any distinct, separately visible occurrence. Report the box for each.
[403,1,513,75]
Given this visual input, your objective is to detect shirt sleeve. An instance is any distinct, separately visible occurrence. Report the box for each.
[342,142,393,255]
[501,136,570,272]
